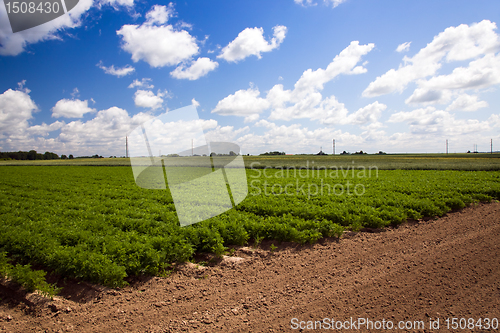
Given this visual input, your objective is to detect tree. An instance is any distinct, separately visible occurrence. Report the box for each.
[68,154,74,159]
[61,155,68,159]
[27,150,37,160]
[260,151,285,156]
[43,151,59,160]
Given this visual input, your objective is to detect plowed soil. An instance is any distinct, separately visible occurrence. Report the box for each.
[1,202,499,332]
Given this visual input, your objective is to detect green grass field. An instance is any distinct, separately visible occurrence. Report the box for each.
[2,153,500,170]
[1,154,500,289]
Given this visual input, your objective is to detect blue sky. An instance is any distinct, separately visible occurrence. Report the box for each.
[1,0,500,156]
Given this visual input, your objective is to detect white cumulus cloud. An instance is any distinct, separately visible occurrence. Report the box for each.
[405,88,452,105]
[170,57,219,80]
[191,98,200,107]
[0,87,38,138]
[396,41,411,53]
[133,90,166,110]
[27,121,65,136]
[446,94,489,112]
[294,0,316,6]
[128,78,154,89]
[363,20,500,98]
[420,53,500,91]
[145,4,174,25]
[345,102,387,125]
[388,106,491,136]
[294,0,346,7]
[217,25,287,62]
[97,61,135,77]
[268,41,375,123]
[98,0,135,8]
[117,5,199,68]
[212,41,376,125]
[212,87,270,116]
[324,0,348,7]
[52,99,96,118]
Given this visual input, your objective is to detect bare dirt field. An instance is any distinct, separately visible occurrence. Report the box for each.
[1,202,499,332]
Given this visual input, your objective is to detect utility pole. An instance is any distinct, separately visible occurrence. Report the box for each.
[126,136,128,158]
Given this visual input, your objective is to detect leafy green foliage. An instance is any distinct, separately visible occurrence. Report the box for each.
[0,165,499,287]
[0,252,60,297]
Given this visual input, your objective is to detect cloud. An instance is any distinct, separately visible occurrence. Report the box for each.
[204,125,250,144]
[133,90,166,110]
[1,85,271,156]
[51,99,96,118]
[345,102,387,125]
[27,121,65,136]
[363,20,500,98]
[117,4,199,68]
[70,88,80,98]
[98,0,135,8]
[145,4,174,25]
[404,88,452,105]
[396,41,411,53]
[57,107,153,155]
[294,0,316,6]
[292,41,374,97]
[244,114,260,123]
[128,78,154,89]
[0,87,38,138]
[212,87,270,116]
[217,25,287,62]
[324,0,348,7]
[97,61,135,77]
[268,41,375,123]
[0,0,94,56]
[212,41,376,125]
[446,94,489,112]
[404,52,500,106]
[419,53,500,91]
[242,119,361,154]
[388,106,491,136]
[294,0,346,7]
[191,98,200,107]
[170,57,219,80]
[3,81,496,156]
[1,97,154,156]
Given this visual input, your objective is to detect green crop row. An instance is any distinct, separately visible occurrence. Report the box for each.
[0,252,60,297]
[0,166,499,288]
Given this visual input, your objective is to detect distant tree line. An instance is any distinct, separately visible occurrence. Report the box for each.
[0,150,68,160]
[210,151,238,157]
[75,154,103,159]
[260,151,286,156]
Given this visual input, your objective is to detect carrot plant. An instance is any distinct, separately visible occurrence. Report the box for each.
[1,165,499,287]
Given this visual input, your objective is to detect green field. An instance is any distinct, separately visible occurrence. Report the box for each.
[2,153,500,170]
[1,154,500,289]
